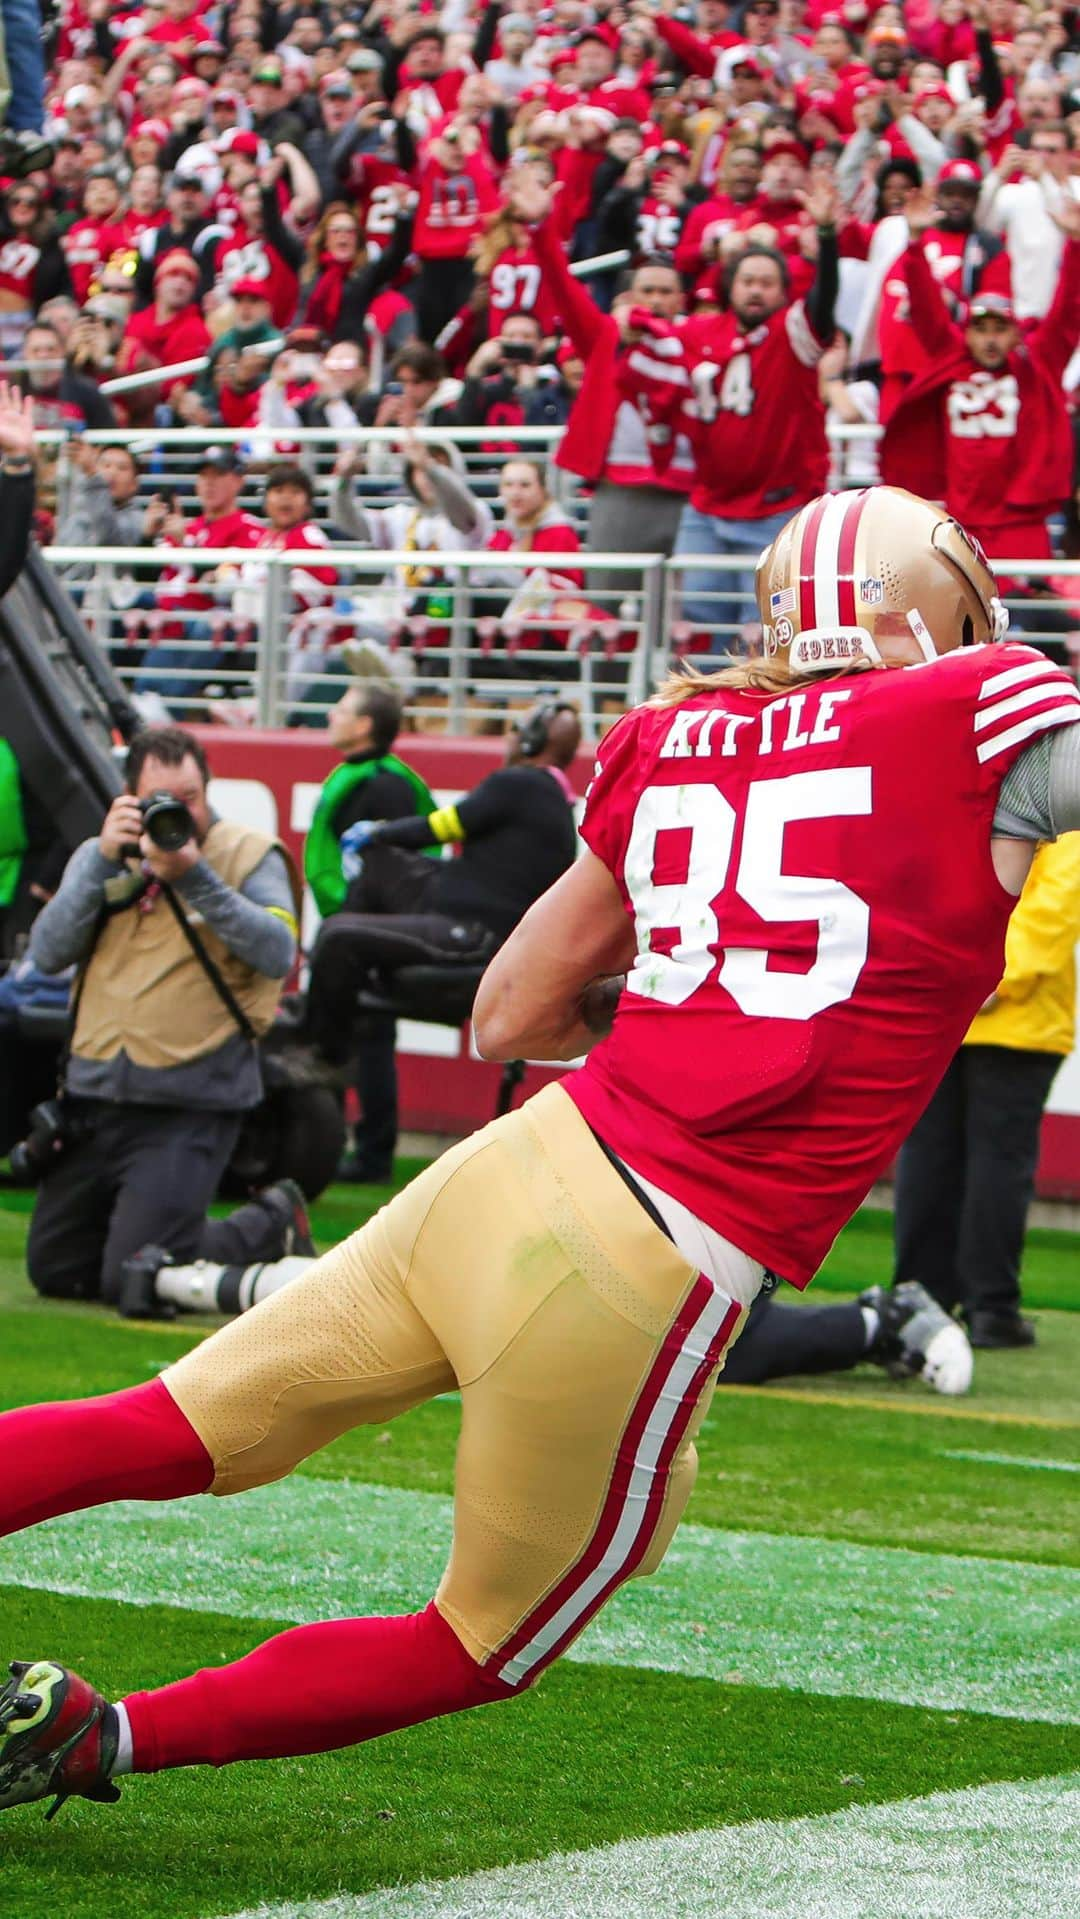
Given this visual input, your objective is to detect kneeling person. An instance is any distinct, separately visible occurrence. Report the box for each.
[26,726,310,1312]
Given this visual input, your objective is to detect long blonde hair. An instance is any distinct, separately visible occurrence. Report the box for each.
[650,658,866,706]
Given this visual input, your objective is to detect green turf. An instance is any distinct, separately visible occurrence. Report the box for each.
[0,1182,1075,1917]
[0,1586,1075,1919]
[816,1203,1080,1312]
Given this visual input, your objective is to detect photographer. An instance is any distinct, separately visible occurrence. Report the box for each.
[454,313,548,432]
[25,726,309,1311]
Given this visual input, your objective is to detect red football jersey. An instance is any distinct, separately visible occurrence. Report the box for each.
[569,645,1080,1287]
[674,303,829,519]
[487,241,561,334]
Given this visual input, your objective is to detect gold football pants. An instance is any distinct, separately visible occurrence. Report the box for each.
[164,1083,751,1683]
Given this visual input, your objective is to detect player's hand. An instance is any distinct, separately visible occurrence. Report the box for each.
[0,381,35,462]
[99,794,146,864]
[340,819,382,881]
[580,975,625,1038]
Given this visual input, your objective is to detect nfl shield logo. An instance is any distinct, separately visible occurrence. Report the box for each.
[860,577,884,605]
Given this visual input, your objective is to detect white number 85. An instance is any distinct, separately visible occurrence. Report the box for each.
[623,768,873,1021]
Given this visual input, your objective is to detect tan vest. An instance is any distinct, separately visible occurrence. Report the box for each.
[73,820,301,1071]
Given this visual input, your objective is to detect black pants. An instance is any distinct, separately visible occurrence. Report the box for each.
[306,846,495,1064]
[720,1289,867,1386]
[893,1043,1060,1320]
[26,1100,291,1306]
[352,1012,398,1176]
[412,256,475,342]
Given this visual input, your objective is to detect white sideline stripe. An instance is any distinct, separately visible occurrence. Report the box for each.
[2,1479,1077,1724]
[979,657,1064,699]
[943,1450,1080,1474]
[215,1772,1080,1919]
[497,1285,735,1687]
[973,681,1080,731]
[976,705,1080,763]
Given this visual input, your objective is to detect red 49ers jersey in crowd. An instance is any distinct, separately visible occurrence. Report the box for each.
[487,241,561,335]
[569,643,1080,1287]
[673,302,829,519]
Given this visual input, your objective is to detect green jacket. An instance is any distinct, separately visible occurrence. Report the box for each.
[0,739,27,910]
[304,754,437,919]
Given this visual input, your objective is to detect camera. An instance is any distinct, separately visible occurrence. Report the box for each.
[501,341,536,364]
[9,1099,79,1185]
[124,790,196,857]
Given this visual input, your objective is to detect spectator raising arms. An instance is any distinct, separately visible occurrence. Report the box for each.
[882,187,1080,580]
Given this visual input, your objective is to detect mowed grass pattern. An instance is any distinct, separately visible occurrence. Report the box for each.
[0,1183,1076,1918]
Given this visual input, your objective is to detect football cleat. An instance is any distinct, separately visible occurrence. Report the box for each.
[0,1661,120,1819]
[861,1282,974,1396]
[258,1177,317,1258]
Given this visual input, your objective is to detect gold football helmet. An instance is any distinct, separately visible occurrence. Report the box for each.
[756,485,1007,675]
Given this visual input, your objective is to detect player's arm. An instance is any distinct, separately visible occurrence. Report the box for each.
[473,852,636,1063]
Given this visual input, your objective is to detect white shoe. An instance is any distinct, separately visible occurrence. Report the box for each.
[861,1282,974,1396]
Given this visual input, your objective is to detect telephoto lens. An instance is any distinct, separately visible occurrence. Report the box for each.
[140,791,196,851]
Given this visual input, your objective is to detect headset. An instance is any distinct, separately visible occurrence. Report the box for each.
[514,701,576,759]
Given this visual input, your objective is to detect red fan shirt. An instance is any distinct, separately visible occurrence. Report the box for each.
[214,233,299,329]
[671,301,830,519]
[487,241,561,334]
[412,153,500,259]
[570,641,1080,1286]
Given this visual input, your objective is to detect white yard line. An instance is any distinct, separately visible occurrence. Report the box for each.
[942,1450,1080,1473]
[217,1771,1080,1919]
[2,1479,1077,1723]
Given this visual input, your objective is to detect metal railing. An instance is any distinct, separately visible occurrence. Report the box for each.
[40,540,1080,737]
[39,420,887,533]
[42,543,667,738]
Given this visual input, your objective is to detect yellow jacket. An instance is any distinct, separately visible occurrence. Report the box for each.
[965,834,1080,1056]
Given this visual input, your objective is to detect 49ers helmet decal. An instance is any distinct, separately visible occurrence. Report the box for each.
[756,485,1008,674]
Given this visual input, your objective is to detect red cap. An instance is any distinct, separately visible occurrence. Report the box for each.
[126,117,170,147]
[913,84,954,109]
[851,78,886,102]
[968,290,1015,320]
[172,77,210,102]
[549,48,577,72]
[230,276,271,300]
[576,24,619,51]
[939,157,982,186]
[555,339,581,368]
[216,127,260,158]
[732,54,767,78]
[154,248,200,286]
[762,135,809,168]
[656,139,691,162]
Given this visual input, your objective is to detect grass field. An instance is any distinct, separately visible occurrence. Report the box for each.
[0,1179,1076,1919]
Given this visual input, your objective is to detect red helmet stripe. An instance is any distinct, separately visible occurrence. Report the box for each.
[836,488,872,628]
[797,494,831,632]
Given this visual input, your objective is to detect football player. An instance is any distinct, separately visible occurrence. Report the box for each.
[3,484,1080,1816]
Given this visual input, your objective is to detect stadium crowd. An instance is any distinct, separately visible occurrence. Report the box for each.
[0,0,1073,698]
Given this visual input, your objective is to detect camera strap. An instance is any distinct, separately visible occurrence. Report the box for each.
[160,883,259,1044]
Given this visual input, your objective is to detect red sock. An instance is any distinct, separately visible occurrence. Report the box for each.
[125,1601,515,1770]
[0,1378,212,1539]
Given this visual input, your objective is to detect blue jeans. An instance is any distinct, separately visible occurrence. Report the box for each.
[1,0,45,132]
[674,502,794,642]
